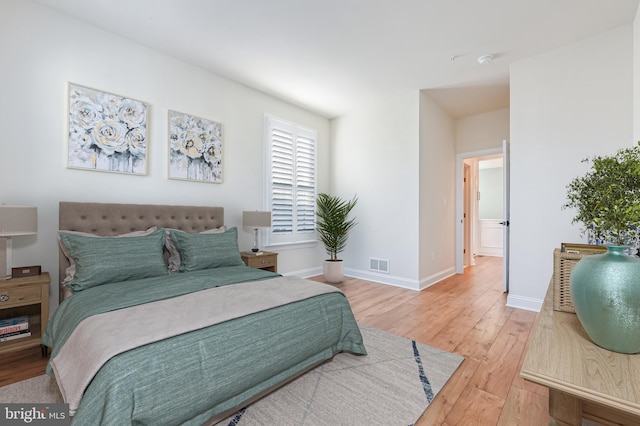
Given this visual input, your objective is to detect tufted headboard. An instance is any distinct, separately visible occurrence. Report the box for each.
[58,202,224,302]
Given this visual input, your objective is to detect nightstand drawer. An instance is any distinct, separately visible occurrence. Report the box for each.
[241,252,278,273]
[0,286,41,306]
[246,256,276,269]
[0,272,50,356]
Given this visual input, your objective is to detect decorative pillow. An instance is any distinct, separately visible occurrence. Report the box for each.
[164,226,227,272]
[58,227,158,285]
[169,227,244,272]
[58,229,168,291]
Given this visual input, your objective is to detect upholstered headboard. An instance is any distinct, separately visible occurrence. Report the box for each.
[58,202,224,302]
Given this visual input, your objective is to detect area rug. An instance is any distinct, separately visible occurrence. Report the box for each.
[0,325,463,426]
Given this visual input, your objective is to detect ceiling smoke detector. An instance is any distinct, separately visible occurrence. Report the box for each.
[477,54,493,65]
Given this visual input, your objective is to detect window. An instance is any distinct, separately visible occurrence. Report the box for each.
[264,115,317,247]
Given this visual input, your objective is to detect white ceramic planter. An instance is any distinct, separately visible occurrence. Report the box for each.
[323,260,344,283]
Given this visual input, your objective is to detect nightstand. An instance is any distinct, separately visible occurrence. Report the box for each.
[241,251,278,273]
[0,272,50,356]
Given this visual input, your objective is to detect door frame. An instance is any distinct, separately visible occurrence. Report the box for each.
[502,139,510,293]
[455,147,503,274]
[463,162,473,268]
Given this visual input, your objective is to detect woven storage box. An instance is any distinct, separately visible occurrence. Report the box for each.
[552,248,605,313]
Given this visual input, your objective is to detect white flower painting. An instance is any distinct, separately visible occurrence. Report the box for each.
[169,110,223,183]
[68,83,148,175]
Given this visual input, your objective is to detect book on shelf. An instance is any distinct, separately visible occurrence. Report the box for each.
[0,315,29,328]
[0,329,31,342]
[560,243,608,254]
[0,321,29,336]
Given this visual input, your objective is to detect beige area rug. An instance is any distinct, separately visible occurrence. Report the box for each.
[0,325,463,426]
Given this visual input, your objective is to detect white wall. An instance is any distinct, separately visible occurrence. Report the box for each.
[331,90,457,290]
[331,91,421,289]
[0,1,331,312]
[635,3,640,141]
[419,93,457,287]
[509,24,633,310]
[456,107,509,153]
[453,108,508,274]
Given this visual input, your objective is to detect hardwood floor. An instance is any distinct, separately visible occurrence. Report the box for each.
[0,256,549,424]
[0,344,49,387]
[313,255,550,425]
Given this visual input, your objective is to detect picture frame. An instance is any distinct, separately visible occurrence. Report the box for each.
[67,83,148,175]
[168,110,223,183]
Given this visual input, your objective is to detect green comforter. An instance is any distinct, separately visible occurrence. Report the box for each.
[43,266,366,425]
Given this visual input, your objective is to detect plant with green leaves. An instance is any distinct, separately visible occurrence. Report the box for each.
[563,143,640,246]
[316,193,358,261]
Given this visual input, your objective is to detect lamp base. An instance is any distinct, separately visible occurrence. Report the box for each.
[252,228,260,253]
[0,237,10,280]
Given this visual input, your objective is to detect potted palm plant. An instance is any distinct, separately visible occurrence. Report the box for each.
[315,193,358,283]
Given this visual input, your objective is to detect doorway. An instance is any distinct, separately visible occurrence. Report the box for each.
[477,156,504,257]
[455,145,509,291]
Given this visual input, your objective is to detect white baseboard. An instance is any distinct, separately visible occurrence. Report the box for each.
[506,294,543,312]
[418,267,456,290]
[283,266,419,290]
[287,264,542,314]
[477,249,503,257]
[286,265,456,293]
[344,268,421,290]
[283,266,323,279]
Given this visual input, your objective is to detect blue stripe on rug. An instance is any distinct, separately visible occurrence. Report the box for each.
[412,340,435,403]
[226,407,246,426]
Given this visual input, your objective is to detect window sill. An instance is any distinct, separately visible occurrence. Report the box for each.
[264,240,318,251]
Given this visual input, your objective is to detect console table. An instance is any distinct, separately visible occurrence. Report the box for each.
[521,283,640,425]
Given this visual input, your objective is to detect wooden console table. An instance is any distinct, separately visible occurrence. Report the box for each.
[521,283,640,425]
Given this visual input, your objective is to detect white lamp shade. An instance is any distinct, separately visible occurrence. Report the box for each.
[0,205,37,236]
[242,211,271,229]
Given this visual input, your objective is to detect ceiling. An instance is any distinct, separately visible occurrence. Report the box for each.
[34,0,640,119]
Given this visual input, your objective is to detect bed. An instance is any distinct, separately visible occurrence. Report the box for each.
[43,202,366,425]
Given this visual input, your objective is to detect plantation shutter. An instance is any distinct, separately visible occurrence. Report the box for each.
[295,128,316,234]
[265,115,317,245]
[270,122,294,234]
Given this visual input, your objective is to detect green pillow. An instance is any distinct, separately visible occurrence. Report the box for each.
[59,229,168,291]
[169,227,244,272]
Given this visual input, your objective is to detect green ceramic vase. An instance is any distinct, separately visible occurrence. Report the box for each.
[570,245,640,354]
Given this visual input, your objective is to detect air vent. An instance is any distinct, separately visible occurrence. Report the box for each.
[369,258,389,273]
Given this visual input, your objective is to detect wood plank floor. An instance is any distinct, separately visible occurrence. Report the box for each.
[0,256,549,424]
[312,255,550,425]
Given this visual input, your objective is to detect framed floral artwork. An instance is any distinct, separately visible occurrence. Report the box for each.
[168,110,223,183]
[67,83,148,175]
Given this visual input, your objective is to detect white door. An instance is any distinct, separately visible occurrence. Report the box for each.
[501,140,510,292]
[464,163,473,267]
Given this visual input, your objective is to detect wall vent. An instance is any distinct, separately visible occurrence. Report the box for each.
[369,258,390,274]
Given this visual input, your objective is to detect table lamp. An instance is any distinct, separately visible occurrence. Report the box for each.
[0,205,37,279]
[242,211,271,253]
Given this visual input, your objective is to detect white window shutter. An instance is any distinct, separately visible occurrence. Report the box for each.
[295,128,316,234]
[271,122,294,234]
[265,115,317,246]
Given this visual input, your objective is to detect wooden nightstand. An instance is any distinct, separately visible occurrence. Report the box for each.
[0,272,50,356]
[241,251,278,273]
